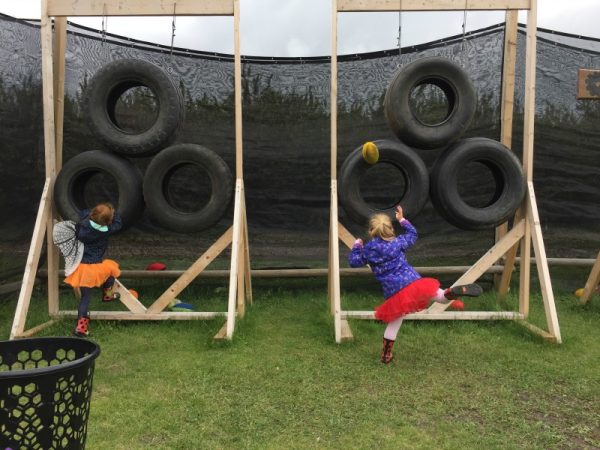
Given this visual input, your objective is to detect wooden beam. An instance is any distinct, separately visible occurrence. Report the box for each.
[454,219,525,286]
[331,0,338,181]
[579,251,600,305]
[146,226,233,313]
[516,320,558,342]
[45,264,509,279]
[56,311,227,320]
[500,10,519,149]
[15,320,58,339]
[518,0,537,317]
[242,195,253,305]
[41,0,60,317]
[234,0,243,179]
[330,181,343,343]
[428,220,525,313]
[10,180,52,339]
[526,182,561,343]
[113,279,147,313]
[342,311,525,320]
[337,0,530,12]
[497,208,523,296]
[340,319,354,341]
[226,180,244,339]
[53,16,67,170]
[214,322,228,340]
[494,10,519,291]
[338,221,357,250]
[46,0,234,17]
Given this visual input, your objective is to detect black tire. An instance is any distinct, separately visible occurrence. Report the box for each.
[84,59,184,157]
[384,57,476,149]
[338,139,429,226]
[143,143,233,232]
[429,138,526,230]
[54,150,144,229]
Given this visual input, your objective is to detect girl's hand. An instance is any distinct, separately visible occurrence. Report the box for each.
[354,238,363,247]
[395,205,404,222]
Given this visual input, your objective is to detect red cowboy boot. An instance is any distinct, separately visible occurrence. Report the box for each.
[381,338,395,364]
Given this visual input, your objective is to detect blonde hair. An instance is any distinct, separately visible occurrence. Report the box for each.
[90,203,115,226]
[368,214,395,241]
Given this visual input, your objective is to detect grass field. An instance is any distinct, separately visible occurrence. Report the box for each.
[1,273,599,449]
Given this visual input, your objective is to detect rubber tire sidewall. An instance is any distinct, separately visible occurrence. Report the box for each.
[143,143,233,232]
[338,139,429,226]
[384,57,476,149]
[84,59,184,157]
[429,137,526,230]
[54,150,144,229]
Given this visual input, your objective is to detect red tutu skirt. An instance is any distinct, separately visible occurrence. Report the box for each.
[374,277,440,323]
[64,259,120,288]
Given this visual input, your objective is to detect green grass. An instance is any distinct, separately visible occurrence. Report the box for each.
[1,276,599,449]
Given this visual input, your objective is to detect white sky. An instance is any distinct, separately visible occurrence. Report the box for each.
[1,0,599,56]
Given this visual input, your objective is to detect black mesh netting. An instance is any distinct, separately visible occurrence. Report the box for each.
[0,14,598,275]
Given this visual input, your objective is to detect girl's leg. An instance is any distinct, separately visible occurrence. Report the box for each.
[384,317,404,341]
[75,287,92,336]
[77,287,92,317]
[381,318,403,364]
[102,276,119,302]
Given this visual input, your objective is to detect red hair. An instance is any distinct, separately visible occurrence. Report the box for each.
[90,203,114,226]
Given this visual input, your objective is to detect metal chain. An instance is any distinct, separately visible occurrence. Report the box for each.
[462,0,468,51]
[101,3,108,44]
[170,2,177,57]
[397,0,403,66]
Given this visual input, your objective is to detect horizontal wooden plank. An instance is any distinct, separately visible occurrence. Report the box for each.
[338,0,530,12]
[45,265,508,279]
[47,0,234,17]
[55,310,228,320]
[577,69,600,99]
[342,311,525,320]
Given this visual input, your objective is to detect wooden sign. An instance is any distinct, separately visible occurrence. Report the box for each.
[577,69,600,99]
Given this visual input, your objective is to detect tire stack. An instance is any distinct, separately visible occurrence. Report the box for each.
[339,56,526,230]
[54,59,233,232]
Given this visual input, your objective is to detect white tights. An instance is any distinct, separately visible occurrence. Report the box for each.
[383,288,447,341]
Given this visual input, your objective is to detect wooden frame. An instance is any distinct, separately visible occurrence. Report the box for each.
[10,0,251,340]
[329,0,562,343]
[578,250,600,305]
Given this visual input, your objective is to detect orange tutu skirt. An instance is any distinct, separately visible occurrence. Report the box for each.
[374,277,440,323]
[64,259,121,288]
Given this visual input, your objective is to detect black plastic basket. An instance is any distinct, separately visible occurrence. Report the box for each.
[0,337,101,450]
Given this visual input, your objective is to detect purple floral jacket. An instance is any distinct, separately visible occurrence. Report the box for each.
[348,219,421,299]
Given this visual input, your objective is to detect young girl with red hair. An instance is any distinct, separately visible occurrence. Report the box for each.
[64,203,122,336]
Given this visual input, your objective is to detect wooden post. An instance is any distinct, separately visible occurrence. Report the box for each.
[495,9,519,294]
[518,0,538,317]
[10,180,52,339]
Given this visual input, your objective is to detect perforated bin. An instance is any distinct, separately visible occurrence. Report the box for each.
[0,337,100,450]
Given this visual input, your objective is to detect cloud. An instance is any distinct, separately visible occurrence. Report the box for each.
[1,0,600,56]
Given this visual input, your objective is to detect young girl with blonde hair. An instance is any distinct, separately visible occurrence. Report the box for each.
[349,205,482,363]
